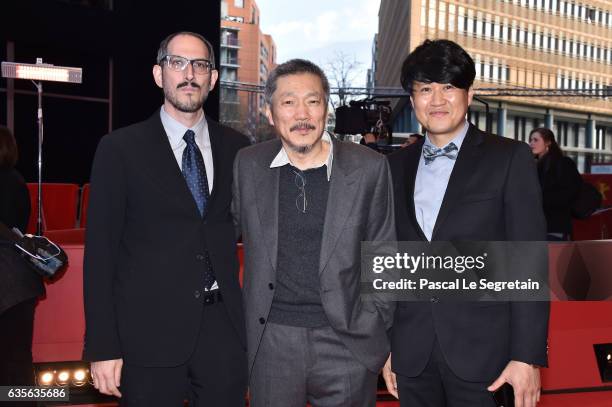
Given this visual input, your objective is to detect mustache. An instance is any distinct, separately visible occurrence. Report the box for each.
[290,122,316,132]
[177,81,201,89]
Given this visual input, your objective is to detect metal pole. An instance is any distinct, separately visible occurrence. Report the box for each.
[36,81,43,235]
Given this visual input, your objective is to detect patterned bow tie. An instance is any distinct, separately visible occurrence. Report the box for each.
[423,142,459,165]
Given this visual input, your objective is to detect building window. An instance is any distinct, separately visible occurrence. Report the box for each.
[438,1,446,30]
[235,0,243,8]
[428,0,437,29]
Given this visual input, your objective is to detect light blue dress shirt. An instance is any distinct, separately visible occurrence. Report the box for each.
[414,121,469,241]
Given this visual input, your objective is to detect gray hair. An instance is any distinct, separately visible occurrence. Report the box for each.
[156,31,216,68]
[264,59,330,106]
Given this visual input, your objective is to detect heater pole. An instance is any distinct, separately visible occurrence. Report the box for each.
[35,81,43,235]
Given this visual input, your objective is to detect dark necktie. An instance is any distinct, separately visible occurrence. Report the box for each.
[182,129,210,216]
[182,129,216,290]
[423,142,459,165]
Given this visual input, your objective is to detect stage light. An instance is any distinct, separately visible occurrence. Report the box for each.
[2,60,82,83]
[39,371,54,386]
[57,370,70,385]
[73,369,88,385]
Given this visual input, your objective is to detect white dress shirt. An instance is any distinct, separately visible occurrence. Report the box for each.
[160,106,218,290]
[414,121,469,241]
[160,106,214,194]
[269,131,334,181]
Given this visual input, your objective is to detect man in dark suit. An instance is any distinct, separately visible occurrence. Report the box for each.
[84,31,249,406]
[232,59,396,407]
[383,40,549,407]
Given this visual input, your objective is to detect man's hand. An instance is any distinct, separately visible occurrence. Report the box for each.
[488,360,540,407]
[382,354,398,399]
[91,358,123,397]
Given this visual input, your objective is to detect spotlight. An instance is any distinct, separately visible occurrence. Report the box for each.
[73,369,88,386]
[39,371,54,386]
[57,370,70,385]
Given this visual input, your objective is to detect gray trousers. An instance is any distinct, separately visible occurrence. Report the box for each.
[250,322,378,407]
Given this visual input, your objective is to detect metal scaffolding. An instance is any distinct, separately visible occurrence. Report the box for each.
[219,80,612,99]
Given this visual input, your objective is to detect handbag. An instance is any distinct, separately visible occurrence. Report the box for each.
[0,222,68,278]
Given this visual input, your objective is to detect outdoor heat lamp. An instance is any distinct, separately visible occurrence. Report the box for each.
[1,58,82,235]
[2,60,82,83]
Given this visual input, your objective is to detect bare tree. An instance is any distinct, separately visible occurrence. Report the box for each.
[325,51,362,107]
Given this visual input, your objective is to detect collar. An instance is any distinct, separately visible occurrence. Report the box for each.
[423,120,469,152]
[160,105,208,149]
[270,131,334,181]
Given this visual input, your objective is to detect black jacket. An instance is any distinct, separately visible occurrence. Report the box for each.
[537,154,581,235]
[387,125,549,382]
[0,168,44,314]
[83,111,249,366]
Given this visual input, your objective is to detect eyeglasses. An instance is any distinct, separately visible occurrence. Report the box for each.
[293,170,307,213]
[160,55,214,74]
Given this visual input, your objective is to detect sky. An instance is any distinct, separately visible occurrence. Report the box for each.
[255,0,381,89]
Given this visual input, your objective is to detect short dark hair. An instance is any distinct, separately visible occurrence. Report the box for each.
[400,39,475,94]
[530,127,563,158]
[0,126,18,170]
[156,31,216,69]
[264,59,330,106]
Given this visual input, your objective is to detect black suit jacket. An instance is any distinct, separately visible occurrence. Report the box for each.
[387,124,549,382]
[0,168,44,314]
[83,111,249,366]
[537,154,581,234]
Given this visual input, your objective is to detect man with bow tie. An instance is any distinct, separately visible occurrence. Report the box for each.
[383,39,549,407]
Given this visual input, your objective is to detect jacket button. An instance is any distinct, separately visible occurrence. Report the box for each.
[259,317,265,324]
[196,254,204,261]
[268,283,274,290]
[194,290,201,299]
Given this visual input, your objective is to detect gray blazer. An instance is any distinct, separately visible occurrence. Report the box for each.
[232,137,396,377]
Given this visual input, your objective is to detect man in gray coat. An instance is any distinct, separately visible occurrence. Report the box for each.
[232,59,396,407]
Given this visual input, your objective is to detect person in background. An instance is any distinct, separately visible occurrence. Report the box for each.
[0,125,44,392]
[360,131,380,150]
[529,127,582,241]
[401,133,424,148]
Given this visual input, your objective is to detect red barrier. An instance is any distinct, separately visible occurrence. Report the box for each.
[26,183,80,233]
[79,183,90,228]
[573,209,612,241]
[583,174,612,208]
[31,237,611,405]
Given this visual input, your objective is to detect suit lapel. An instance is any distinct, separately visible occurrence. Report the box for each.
[431,125,485,240]
[143,112,202,217]
[319,139,362,275]
[405,140,428,241]
[254,140,281,274]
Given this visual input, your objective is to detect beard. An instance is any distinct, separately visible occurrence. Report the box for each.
[163,80,207,113]
[278,124,324,155]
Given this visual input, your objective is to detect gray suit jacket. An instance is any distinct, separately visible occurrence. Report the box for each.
[232,137,396,377]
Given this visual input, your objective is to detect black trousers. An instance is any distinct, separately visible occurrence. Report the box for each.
[0,298,36,386]
[119,297,247,407]
[397,338,497,407]
[0,298,37,407]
